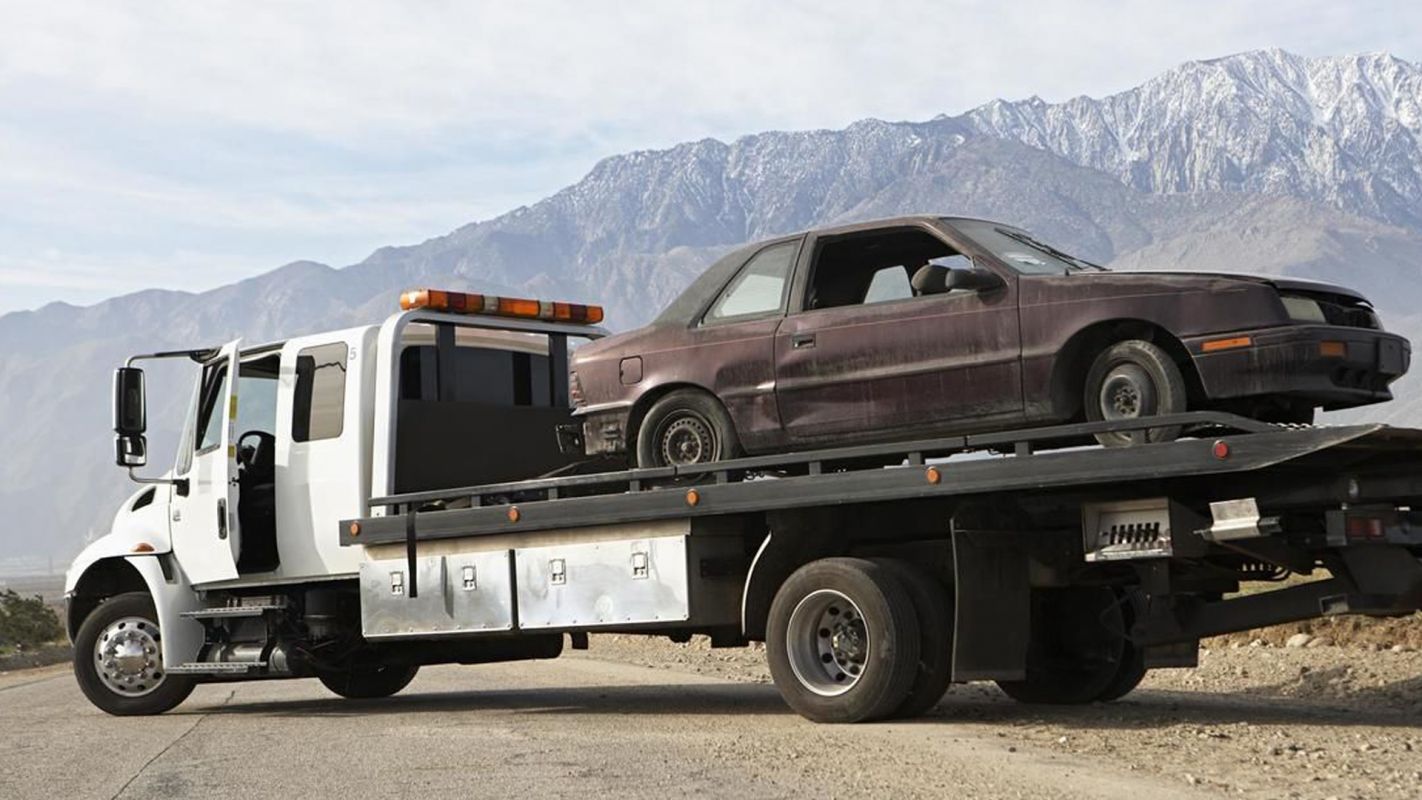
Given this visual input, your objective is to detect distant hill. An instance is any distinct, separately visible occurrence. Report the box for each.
[2,49,1420,563]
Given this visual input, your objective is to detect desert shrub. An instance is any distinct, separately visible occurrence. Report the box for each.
[0,590,64,650]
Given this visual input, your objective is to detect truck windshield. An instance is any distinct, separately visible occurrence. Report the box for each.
[947,219,1107,275]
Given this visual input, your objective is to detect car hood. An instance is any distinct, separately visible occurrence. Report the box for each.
[1090,270,1370,303]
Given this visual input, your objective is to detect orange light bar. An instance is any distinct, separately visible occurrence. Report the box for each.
[1319,341,1347,358]
[400,288,604,325]
[1201,336,1254,353]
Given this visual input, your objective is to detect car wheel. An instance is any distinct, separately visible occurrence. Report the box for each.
[1084,339,1187,447]
[635,389,742,468]
[73,592,196,716]
[766,558,921,723]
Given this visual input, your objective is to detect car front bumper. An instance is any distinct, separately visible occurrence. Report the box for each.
[1186,324,1411,409]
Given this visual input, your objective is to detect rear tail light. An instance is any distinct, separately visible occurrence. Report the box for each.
[1345,515,1386,541]
[569,371,585,407]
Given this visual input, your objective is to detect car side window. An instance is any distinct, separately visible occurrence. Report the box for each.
[704,242,797,323]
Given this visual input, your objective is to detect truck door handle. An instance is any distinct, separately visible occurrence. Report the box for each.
[217,498,228,540]
[792,334,816,350]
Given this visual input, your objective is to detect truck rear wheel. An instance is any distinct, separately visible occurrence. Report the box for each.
[766,558,920,723]
[995,587,1126,705]
[318,664,419,699]
[73,592,195,716]
[872,559,954,719]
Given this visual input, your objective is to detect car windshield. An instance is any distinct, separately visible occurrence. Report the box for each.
[946,219,1107,275]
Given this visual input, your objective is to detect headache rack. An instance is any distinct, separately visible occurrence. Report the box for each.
[341,411,1422,548]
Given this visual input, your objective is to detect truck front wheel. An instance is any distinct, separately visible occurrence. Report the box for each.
[73,592,195,716]
[766,558,920,723]
[318,664,419,699]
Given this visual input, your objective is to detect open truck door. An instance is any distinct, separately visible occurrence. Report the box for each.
[170,339,242,584]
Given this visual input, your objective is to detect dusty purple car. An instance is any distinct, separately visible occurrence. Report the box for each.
[570,215,1410,467]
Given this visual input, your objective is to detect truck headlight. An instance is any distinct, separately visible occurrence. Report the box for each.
[1281,294,1327,324]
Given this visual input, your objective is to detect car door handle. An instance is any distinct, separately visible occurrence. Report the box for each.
[791,334,816,350]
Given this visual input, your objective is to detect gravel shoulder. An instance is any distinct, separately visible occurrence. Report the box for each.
[574,634,1422,799]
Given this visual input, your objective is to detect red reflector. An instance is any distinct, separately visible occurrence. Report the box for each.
[1212,440,1231,460]
[1346,517,1385,540]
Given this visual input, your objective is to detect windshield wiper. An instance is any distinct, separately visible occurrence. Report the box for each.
[998,228,1107,272]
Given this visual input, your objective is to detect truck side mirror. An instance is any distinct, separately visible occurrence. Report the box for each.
[943,268,1005,293]
[114,367,148,468]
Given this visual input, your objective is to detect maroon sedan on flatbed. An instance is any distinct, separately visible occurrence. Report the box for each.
[570,215,1411,467]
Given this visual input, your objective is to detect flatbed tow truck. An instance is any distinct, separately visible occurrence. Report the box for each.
[68,289,1422,722]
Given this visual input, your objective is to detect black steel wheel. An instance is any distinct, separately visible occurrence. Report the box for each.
[1084,339,1187,447]
[1095,590,1147,702]
[635,389,742,468]
[995,587,1128,705]
[73,592,195,716]
[318,664,420,699]
[873,559,954,719]
[766,558,921,724]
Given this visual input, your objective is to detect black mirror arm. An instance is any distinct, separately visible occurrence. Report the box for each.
[126,467,187,495]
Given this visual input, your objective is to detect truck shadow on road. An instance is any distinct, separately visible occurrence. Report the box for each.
[183,673,1422,729]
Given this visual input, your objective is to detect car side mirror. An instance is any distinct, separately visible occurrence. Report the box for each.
[943,268,1005,293]
[113,367,148,468]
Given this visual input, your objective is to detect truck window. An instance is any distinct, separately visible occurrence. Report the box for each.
[399,346,553,407]
[293,343,348,442]
[195,364,228,453]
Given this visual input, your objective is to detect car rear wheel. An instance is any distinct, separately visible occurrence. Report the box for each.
[635,389,742,468]
[1084,339,1187,447]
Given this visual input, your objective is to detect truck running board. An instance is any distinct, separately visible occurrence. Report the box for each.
[166,661,268,675]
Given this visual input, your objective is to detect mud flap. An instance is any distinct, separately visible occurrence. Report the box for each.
[951,527,1031,681]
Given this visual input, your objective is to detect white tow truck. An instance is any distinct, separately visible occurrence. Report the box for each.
[68,288,1422,723]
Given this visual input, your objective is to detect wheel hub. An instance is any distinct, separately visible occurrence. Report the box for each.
[1100,365,1155,421]
[94,616,165,698]
[660,415,714,466]
[786,590,870,697]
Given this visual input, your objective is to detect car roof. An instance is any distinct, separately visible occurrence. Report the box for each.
[651,214,1011,327]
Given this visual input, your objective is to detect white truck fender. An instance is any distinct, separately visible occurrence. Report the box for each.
[65,487,205,669]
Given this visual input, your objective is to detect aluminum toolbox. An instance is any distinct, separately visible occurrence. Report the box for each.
[514,534,741,630]
[360,550,515,638]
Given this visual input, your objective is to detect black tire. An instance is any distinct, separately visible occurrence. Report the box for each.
[634,389,742,469]
[766,557,921,724]
[1084,339,1188,447]
[318,663,420,699]
[73,592,196,716]
[872,559,954,719]
[1095,590,1147,702]
[995,587,1127,706]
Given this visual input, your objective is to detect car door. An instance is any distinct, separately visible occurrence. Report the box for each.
[774,243,1024,443]
[169,340,242,584]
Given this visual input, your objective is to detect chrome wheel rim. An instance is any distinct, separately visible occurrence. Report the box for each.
[1100,364,1155,421]
[786,589,869,697]
[93,615,165,698]
[659,413,715,466]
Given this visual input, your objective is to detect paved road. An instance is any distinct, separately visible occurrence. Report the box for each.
[0,656,1200,800]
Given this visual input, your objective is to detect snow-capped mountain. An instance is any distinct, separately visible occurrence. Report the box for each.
[964,50,1422,227]
[3,50,1421,564]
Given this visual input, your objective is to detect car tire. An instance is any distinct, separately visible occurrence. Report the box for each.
[318,664,419,699]
[635,389,742,469]
[1085,339,1188,447]
[872,559,955,719]
[766,558,921,723]
[73,592,196,716]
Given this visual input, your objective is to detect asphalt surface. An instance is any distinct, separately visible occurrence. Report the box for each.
[0,657,1198,800]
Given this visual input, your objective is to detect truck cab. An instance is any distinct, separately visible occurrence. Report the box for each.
[66,290,605,714]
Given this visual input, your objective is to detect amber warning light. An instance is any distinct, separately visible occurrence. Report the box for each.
[400,288,604,325]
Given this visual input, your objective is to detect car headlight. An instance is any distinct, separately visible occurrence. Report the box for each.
[1281,294,1327,324]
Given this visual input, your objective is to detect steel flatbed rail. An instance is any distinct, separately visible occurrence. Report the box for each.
[340,412,1422,547]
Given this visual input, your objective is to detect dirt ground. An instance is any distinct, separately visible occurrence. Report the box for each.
[576,632,1422,799]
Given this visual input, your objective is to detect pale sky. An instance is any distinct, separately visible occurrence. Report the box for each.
[1,0,1420,315]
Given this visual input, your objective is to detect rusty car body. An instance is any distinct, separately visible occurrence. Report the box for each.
[569,215,1411,466]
